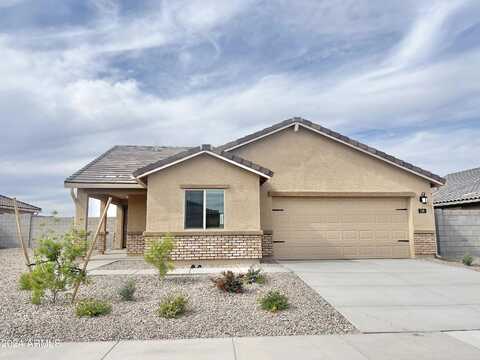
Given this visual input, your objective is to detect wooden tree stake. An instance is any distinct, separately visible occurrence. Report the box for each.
[71,197,112,303]
[13,198,32,272]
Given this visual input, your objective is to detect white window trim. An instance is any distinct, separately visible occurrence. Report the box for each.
[202,190,206,230]
[185,189,225,230]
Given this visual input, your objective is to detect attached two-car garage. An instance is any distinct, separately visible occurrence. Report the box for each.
[271,196,411,260]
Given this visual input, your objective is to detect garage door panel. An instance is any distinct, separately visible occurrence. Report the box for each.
[393,246,411,258]
[274,231,408,244]
[272,197,410,260]
[274,245,410,260]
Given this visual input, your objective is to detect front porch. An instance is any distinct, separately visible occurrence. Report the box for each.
[71,188,147,256]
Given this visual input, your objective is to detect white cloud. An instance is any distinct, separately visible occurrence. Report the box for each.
[389,0,468,69]
[371,127,480,176]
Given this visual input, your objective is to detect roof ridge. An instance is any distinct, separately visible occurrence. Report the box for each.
[446,166,480,177]
[114,145,194,149]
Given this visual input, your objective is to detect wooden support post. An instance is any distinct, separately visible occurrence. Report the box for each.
[98,197,108,254]
[114,205,124,250]
[13,199,32,271]
[71,197,112,304]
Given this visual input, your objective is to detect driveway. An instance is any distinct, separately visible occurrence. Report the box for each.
[280,259,480,333]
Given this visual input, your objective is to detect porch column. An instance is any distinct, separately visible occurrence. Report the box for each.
[114,205,124,250]
[97,197,108,254]
[72,188,89,232]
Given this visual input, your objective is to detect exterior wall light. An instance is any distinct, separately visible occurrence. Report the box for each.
[419,192,428,204]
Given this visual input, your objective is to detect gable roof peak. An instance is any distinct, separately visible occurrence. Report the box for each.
[133,145,273,180]
[218,117,445,186]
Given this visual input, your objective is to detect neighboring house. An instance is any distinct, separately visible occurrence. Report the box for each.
[0,194,41,248]
[434,167,480,259]
[0,194,41,215]
[65,118,445,261]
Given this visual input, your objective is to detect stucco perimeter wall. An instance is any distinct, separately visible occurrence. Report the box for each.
[0,214,116,249]
[146,154,261,232]
[435,208,480,259]
[230,126,436,233]
[0,212,32,248]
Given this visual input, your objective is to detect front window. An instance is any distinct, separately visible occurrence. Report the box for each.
[185,189,224,229]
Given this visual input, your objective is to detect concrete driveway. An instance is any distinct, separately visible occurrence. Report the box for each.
[280,259,480,333]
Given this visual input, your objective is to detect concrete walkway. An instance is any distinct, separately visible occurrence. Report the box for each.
[87,260,288,276]
[280,259,480,333]
[3,332,480,359]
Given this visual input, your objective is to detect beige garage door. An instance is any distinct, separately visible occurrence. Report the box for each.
[272,197,411,259]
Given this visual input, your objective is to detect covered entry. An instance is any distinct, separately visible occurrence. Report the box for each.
[271,196,411,259]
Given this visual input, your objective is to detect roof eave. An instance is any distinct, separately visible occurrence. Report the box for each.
[64,181,144,189]
[0,205,41,213]
[434,197,480,207]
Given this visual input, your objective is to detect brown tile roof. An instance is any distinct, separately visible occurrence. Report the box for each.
[65,145,191,185]
[218,117,446,185]
[433,167,480,206]
[65,117,445,187]
[133,144,273,179]
[0,194,41,213]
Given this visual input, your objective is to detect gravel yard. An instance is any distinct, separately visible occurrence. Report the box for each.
[1,249,356,342]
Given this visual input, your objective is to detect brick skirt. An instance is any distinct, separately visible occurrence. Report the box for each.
[143,232,263,260]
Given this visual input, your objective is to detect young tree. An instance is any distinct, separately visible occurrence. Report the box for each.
[19,228,88,304]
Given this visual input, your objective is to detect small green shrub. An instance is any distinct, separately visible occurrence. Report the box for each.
[463,253,474,266]
[76,299,112,317]
[212,271,244,293]
[243,266,266,285]
[19,272,33,290]
[158,295,187,319]
[144,234,175,279]
[259,290,289,312]
[118,279,136,301]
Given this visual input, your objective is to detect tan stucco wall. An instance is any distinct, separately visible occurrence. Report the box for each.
[127,195,146,232]
[145,154,261,232]
[230,126,436,232]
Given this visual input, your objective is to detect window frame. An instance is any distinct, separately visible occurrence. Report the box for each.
[184,189,225,230]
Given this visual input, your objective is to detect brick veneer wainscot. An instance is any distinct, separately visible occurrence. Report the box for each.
[127,232,145,256]
[144,233,263,260]
[262,233,273,257]
[414,232,437,256]
[95,232,107,254]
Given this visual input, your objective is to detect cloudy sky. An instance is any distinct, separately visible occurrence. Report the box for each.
[1,0,480,216]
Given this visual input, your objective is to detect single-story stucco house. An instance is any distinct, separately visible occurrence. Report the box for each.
[0,194,41,248]
[0,194,41,215]
[65,118,445,262]
[434,167,480,259]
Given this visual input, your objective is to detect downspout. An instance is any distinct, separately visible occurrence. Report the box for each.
[70,188,78,204]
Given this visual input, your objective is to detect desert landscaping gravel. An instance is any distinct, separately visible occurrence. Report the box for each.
[0,249,356,342]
